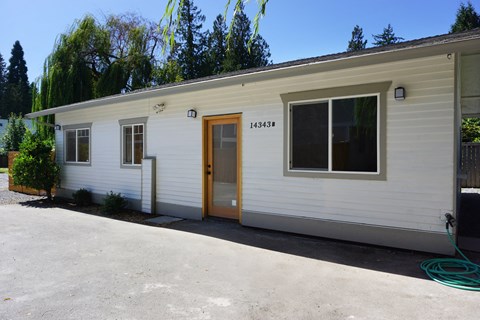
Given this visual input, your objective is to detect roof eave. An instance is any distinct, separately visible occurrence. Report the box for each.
[26,31,480,119]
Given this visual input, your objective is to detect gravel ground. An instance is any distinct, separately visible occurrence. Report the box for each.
[0,173,43,205]
[0,173,157,223]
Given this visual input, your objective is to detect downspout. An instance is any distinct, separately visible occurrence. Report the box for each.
[453,52,462,244]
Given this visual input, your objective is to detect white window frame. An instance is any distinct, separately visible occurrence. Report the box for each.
[119,117,148,168]
[281,81,391,181]
[64,125,91,165]
[121,123,144,167]
[288,93,380,175]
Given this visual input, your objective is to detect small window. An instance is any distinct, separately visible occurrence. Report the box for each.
[65,128,90,163]
[122,124,144,165]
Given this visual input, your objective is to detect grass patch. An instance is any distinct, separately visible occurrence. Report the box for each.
[0,168,8,174]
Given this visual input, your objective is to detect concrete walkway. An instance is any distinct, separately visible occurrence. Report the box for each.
[0,204,478,320]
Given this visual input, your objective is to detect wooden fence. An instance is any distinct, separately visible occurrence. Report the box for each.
[461,143,480,188]
[8,151,54,196]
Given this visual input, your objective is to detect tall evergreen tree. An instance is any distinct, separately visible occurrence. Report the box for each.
[223,3,271,73]
[4,41,31,116]
[0,52,6,117]
[347,25,367,52]
[206,15,228,75]
[372,24,404,47]
[161,0,269,52]
[450,1,480,33]
[175,0,208,80]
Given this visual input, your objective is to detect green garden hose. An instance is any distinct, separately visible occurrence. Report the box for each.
[420,216,480,291]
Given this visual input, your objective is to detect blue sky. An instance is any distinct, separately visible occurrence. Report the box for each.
[1,0,478,81]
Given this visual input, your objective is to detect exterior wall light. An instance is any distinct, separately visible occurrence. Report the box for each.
[153,103,166,114]
[55,124,62,130]
[394,87,406,101]
[187,109,197,118]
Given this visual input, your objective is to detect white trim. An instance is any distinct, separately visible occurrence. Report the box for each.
[121,123,145,167]
[64,127,90,165]
[288,93,381,175]
[328,100,333,171]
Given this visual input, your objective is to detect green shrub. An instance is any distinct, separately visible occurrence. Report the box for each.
[11,132,59,201]
[102,191,127,214]
[72,188,92,206]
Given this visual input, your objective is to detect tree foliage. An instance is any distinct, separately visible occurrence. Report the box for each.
[11,132,59,201]
[0,113,27,154]
[161,0,269,50]
[450,1,480,33]
[462,118,480,142]
[152,59,183,85]
[206,15,228,75]
[0,52,6,116]
[37,13,162,102]
[222,3,271,72]
[167,1,271,77]
[2,41,31,117]
[174,0,208,80]
[33,14,163,136]
[347,25,367,52]
[372,24,404,46]
[33,7,272,132]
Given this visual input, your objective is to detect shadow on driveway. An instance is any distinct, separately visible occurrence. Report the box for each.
[15,197,480,281]
[164,217,480,281]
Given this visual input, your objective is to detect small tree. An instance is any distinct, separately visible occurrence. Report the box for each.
[450,1,480,33]
[347,25,368,52]
[12,132,59,201]
[0,113,27,154]
[372,24,404,47]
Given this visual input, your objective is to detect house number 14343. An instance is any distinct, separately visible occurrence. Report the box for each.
[250,121,275,129]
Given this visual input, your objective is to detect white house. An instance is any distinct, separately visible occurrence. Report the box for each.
[27,29,480,255]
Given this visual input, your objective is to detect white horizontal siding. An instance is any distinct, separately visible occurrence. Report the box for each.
[55,54,455,233]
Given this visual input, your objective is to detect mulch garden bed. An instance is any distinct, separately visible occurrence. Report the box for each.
[20,197,161,226]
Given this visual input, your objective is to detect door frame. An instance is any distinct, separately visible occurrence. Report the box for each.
[202,113,242,222]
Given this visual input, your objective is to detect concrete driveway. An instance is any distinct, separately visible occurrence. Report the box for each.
[0,204,478,320]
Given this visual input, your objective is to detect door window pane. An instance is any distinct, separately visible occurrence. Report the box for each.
[212,123,237,208]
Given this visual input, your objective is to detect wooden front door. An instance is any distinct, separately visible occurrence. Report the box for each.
[204,114,241,220]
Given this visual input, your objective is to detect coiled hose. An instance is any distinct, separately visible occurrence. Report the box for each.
[420,221,480,291]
